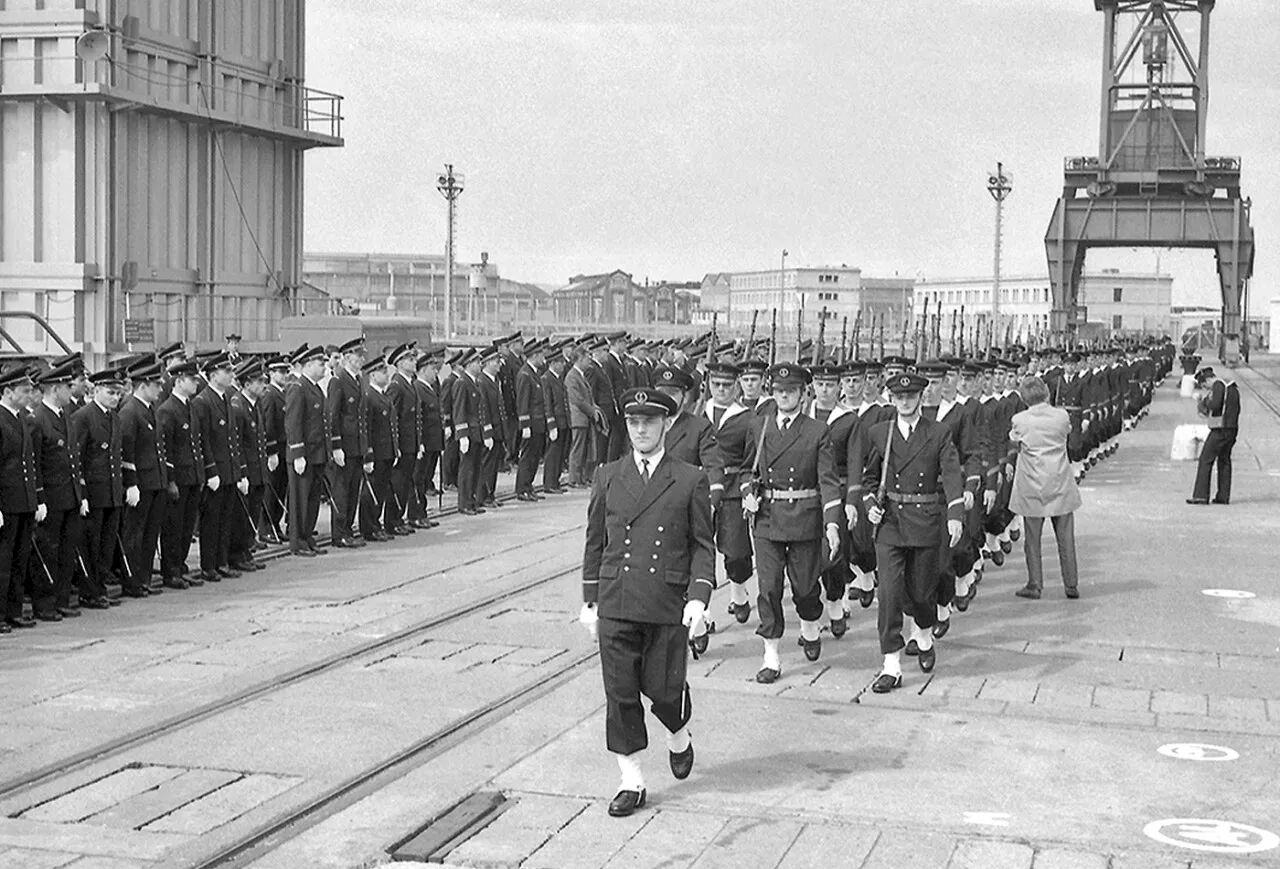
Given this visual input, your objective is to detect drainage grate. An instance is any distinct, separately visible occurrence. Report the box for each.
[388,790,512,863]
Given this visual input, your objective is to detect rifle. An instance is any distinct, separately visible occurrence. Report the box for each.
[816,307,828,362]
[917,296,930,363]
[838,315,848,363]
[898,311,908,357]
[742,309,758,362]
[877,313,886,359]
[769,308,778,365]
[873,414,894,540]
[958,305,966,355]
[794,307,804,362]
[851,310,862,361]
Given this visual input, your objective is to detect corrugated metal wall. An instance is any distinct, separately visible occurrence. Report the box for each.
[0,0,337,362]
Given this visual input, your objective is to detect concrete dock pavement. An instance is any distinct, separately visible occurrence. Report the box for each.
[245,366,1280,869]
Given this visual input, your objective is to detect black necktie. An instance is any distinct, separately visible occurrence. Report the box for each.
[781,417,791,431]
[712,406,725,427]
[641,459,650,485]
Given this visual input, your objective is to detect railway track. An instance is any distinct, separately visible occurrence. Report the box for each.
[1240,363,1280,421]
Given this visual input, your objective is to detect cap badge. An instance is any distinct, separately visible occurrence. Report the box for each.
[634,390,649,404]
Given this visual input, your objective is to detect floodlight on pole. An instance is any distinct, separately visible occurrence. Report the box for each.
[987,162,1012,323]
[436,164,464,338]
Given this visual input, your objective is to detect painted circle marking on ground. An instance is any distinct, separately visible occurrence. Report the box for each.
[1202,589,1256,599]
[1143,819,1279,854]
[1157,743,1239,762]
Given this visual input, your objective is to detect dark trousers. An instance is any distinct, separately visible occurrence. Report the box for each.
[820,523,851,603]
[289,464,323,551]
[606,416,626,462]
[390,454,417,528]
[598,616,692,756]
[754,537,823,639]
[542,431,565,490]
[569,425,595,485]
[876,542,940,654]
[36,506,76,610]
[1193,429,1236,503]
[479,441,502,502]
[456,444,482,510]
[82,505,119,599]
[363,459,393,536]
[199,485,235,572]
[122,489,165,590]
[441,439,459,487]
[264,460,287,538]
[229,483,264,565]
[516,431,545,494]
[716,499,753,584]
[502,416,519,464]
[327,460,361,541]
[161,484,201,577]
[1023,513,1078,591]
[848,502,879,574]
[0,511,35,619]
[416,449,440,498]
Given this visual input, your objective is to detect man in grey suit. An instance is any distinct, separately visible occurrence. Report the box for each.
[565,343,602,488]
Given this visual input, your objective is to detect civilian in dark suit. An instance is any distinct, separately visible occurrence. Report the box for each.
[478,351,507,507]
[603,333,630,461]
[386,344,423,533]
[514,345,548,500]
[0,367,46,629]
[580,388,716,818]
[325,338,368,547]
[566,348,601,487]
[740,364,843,683]
[361,357,397,541]
[31,363,86,616]
[229,361,270,570]
[285,346,331,556]
[260,359,289,539]
[157,360,205,587]
[118,361,169,596]
[70,370,126,607]
[439,354,460,490]
[191,353,247,580]
[1190,367,1241,505]
[451,352,490,514]
[541,351,570,493]
[861,373,965,693]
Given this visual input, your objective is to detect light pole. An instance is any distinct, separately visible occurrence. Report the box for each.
[987,163,1013,328]
[436,164,465,338]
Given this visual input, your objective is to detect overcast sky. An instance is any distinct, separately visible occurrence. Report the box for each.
[304,0,1277,309]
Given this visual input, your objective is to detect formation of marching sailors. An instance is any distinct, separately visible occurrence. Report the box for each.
[578,335,1174,813]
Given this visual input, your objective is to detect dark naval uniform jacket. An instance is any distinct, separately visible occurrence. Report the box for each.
[0,405,42,514]
[31,401,82,512]
[285,376,331,466]
[704,401,752,503]
[119,395,168,492]
[157,394,204,488]
[860,416,964,548]
[740,413,842,542]
[71,401,124,509]
[662,411,721,489]
[582,453,717,626]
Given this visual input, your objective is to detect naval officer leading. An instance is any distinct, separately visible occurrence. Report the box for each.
[580,387,717,818]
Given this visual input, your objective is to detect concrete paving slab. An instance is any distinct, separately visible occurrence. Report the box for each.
[140,773,300,836]
[599,810,727,868]
[686,816,803,868]
[775,822,878,867]
[0,848,80,869]
[444,794,587,867]
[21,766,186,824]
[1031,848,1110,869]
[1150,690,1210,716]
[859,829,956,869]
[0,818,189,861]
[950,839,1036,868]
[83,768,241,830]
[522,804,649,869]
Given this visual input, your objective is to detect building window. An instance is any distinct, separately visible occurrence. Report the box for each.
[1113,287,1123,303]
[1112,314,1123,331]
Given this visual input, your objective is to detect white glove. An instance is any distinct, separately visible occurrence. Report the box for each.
[963,490,975,511]
[948,519,964,548]
[742,492,760,515]
[0,510,4,529]
[868,505,884,525]
[206,475,221,492]
[548,428,559,442]
[333,448,346,468]
[825,523,841,560]
[522,427,531,440]
[459,437,470,455]
[1082,419,1091,432]
[237,477,249,495]
[444,425,453,439]
[983,489,996,510]
[844,503,857,530]
[34,503,47,524]
[80,499,89,517]
[267,454,279,472]
[483,437,494,450]
[363,461,374,474]
[682,599,707,634]
[294,457,307,475]
[125,485,140,507]
[418,445,425,459]
[579,602,599,640]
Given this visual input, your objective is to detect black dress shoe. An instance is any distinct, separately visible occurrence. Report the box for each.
[932,618,950,640]
[516,492,537,502]
[953,594,970,613]
[198,570,222,582]
[1064,587,1080,599]
[216,567,241,579]
[410,518,435,529]
[999,540,1012,555]
[857,587,875,608]
[6,616,37,628]
[1015,586,1041,600]
[1185,497,1209,505]
[35,611,63,622]
[830,616,848,639]
[871,672,902,694]
[80,598,111,610]
[801,637,822,662]
[607,788,646,818]
[58,607,82,618]
[690,632,709,656]
[919,646,936,672]
[755,666,781,684]
[0,623,9,634]
[990,550,1005,567]
[122,587,148,599]
[292,549,317,559]
[185,574,205,587]
[482,500,501,509]
[730,602,752,624]
[670,743,694,780]
[905,639,920,656]
[163,577,189,590]
[389,526,413,537]
[371,531,393,542]
[1009,528,1021,542]
[1211,498,1230,505]
[330,538,354,549]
